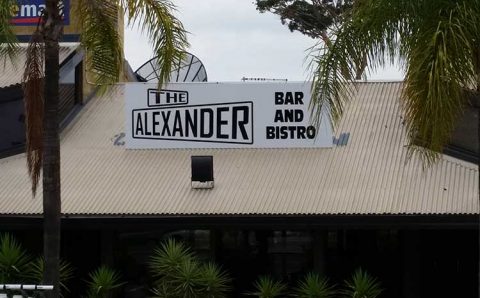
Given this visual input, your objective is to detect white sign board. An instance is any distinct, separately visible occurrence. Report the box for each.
[125,82,332,149]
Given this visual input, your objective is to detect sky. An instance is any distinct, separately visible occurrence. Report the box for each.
[123,0,403,82]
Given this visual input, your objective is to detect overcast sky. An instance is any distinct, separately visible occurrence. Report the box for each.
[124,0,403,82]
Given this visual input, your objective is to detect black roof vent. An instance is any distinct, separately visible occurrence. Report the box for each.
[191,156,214,189]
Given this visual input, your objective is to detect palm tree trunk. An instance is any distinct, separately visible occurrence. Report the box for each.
[473,47,480,298]
[43,39,61,298]
[476,48,480,298]
[43,1,62,297]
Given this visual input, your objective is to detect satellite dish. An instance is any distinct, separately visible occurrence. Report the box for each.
[135,52,208,83]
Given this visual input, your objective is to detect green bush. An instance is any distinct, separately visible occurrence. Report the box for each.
[246,276,287,298]
[149,238,231,298]
[28,256,74,297]
[247,269,382,298]
[0,233,31,284]
[341,268,382,298]
[293,272,335,298]
[85,266,123,298]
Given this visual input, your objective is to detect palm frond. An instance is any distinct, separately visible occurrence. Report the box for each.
[78,0,123,85]
[402,0,478,163]
[310,0,413,129]
[0,0,19,63]
[309,21,359,129]
[310,0,479,165]
[122,0,189,86]
[21,31,45,197]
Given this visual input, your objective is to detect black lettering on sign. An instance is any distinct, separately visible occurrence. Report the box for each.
[306,126,316,139]
[148,89,189,107]
[185,110,197,137]
[216,107,229,139]
[232,106,250,140]
[135,114,144,135]
[274,91,304,105]
[275,92,284,105]
[265,125,316,139]
[274,109,304,122]
[284,92,294,105]
[173,111,184,137]
[266,126,275,139]
[132,102,254,145]
[297,126,306,139]
[144,113,152,136]
[161,111,171,136]
[200,108,214,138]
[295,92,304,104]
[153,111,161,136]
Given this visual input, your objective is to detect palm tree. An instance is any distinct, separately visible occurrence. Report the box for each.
[1,1,188,297]
[310,1,479,294]
[310,0,479,163]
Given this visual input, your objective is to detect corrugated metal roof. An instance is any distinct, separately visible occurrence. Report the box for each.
[0,44,78,88]
[0,82,477,216]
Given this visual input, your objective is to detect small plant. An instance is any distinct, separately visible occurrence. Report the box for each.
[0,233,31,283]
[149,238,231,298]
[293,272,335,298]
[341,268,382,298]
[85,266,123,298]
[28,256,74,297]
[150,239,199,298]
[247,276,287,298]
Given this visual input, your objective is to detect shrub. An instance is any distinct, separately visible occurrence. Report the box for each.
[149,238,231,298]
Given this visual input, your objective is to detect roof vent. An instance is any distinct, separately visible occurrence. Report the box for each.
[191,156,214,189]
